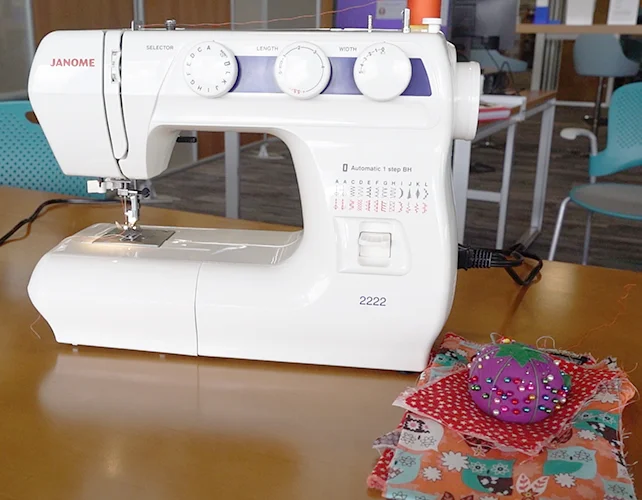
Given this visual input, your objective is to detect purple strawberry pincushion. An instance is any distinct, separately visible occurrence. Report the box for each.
[468,339,570,424]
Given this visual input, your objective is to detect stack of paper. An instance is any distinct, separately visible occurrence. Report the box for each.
[478,103,512,122]
[565,0,597,25]
[607,0,639,25]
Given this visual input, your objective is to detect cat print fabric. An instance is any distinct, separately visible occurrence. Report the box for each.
[400,414,445,452]
[367,333,637,500]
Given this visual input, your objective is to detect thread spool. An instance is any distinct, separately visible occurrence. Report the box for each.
[408,0,441,26]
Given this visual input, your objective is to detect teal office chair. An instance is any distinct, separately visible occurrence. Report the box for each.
[548,82,642,265]
[0,100,101,197]
[573,34,640,138]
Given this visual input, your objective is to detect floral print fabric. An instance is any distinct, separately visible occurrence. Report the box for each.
[367,333,637,500]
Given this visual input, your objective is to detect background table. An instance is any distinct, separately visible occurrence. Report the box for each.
[453,90,557,249]
[0,187,640,499]
[517,24,642,35]
[517,23,642,94]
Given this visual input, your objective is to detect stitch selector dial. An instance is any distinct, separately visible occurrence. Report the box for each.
[274,42,331,99]
[354,42,412,101]
[184,41,238,97]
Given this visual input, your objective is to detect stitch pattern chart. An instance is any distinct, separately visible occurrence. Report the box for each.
[332,178,430,214]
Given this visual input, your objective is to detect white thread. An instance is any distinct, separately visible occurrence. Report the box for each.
[30,315,42,340]
[536,336,556,349]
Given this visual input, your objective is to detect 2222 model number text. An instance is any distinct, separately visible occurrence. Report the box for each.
[359,296,387,306]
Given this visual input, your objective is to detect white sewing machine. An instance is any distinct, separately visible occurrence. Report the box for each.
[27,15,480,371]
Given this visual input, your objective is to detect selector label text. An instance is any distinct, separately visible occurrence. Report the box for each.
[257,45,279,52]
[146,45,174,50]
[339,46,358,52]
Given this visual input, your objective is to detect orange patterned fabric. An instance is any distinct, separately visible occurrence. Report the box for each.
[367,334,637,500]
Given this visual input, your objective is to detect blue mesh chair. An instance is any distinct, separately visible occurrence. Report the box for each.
[0,100,101,197]
[548,82,642,265]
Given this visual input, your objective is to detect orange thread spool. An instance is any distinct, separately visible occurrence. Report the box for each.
[408,0,442,25]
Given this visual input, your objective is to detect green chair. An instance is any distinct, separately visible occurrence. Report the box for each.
[0,100,101,197]
[548,82,642,265]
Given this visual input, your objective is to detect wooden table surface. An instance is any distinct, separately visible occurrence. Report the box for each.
[521,90,557,109]
[481,91,557,119]
[1,186,641,499]
[517,23,642,35]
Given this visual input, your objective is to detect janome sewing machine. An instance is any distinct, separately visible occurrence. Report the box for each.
[26,10,481,371]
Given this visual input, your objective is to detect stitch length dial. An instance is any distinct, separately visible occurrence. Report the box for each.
[184,41,238,97]
[274,42,331,99]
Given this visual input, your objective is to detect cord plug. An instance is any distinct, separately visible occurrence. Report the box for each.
[456,243,543,287]
[457,245,494,270]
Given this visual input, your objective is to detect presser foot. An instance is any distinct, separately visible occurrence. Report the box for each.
[87,177,174,246]
[87,178,153,231]
[92,226,175,247]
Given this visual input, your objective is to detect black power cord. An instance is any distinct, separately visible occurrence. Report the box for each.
[457,243,543,287]
[0,198,119,248]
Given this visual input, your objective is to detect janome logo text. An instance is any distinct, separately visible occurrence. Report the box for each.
[50,58,96,67]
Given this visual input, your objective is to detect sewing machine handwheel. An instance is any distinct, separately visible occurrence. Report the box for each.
[274,42,331,99]
[184,41,238,98]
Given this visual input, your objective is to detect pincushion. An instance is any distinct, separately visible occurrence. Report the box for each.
[468,339,570,424]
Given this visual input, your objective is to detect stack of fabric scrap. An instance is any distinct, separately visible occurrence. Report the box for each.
[367,333,637,500]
